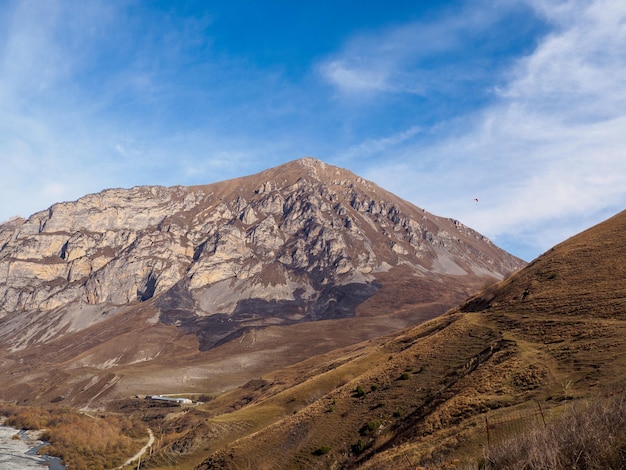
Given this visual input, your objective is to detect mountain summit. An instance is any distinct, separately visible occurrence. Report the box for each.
[0,158,524,405]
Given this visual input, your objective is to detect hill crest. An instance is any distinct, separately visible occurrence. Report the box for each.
[187,208,626,469]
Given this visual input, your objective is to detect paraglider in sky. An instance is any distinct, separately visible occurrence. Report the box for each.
[474,197,479,205]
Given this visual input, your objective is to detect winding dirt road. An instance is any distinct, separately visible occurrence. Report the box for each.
[115,428,154,469]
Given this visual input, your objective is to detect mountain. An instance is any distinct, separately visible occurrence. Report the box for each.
[186,208,626,469]
[0,158,523,407]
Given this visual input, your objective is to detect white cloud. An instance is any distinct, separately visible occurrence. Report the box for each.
[502,1,626,117]
[469,0,626,232]
[336,126,422,162]
[0,1,219,221]
[319,59,392,94]
[362,0,626,260]
[317,2,520,97]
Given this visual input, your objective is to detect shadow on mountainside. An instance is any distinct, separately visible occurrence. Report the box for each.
[156,280,380,350]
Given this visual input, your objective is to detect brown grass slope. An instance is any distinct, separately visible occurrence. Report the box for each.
[178,209,626,469]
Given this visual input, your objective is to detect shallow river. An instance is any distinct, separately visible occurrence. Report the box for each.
[0,425,65,469]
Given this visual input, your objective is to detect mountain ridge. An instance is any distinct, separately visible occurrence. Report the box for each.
[0,157,524,407]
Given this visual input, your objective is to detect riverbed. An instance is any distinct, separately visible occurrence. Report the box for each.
[0,425,65,469]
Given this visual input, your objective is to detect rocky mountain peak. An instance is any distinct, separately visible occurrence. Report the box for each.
[0,159,524,353]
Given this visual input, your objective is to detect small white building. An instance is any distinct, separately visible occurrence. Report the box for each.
[146,395,193,404]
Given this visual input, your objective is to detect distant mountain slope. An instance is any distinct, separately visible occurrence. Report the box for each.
[190,209,626,469]
[459,206,626,319]
[0,158,524,407]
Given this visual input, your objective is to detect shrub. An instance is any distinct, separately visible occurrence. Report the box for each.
[352,439,367,455]
[399,373,411,381]
[354,385,366,398]
[484,394,626,469]
[313,445,331,456]
[360,420,381,436]
[7,410,50,429]
[0,406,145,470]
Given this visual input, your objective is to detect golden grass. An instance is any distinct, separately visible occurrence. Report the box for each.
[483,393,626,469]
[0,405,147,470]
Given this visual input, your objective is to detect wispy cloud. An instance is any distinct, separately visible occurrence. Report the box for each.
[335,126,422,162]
[0,1,232,218]
[317,2,533,98]
[358,0,626,260]
[0,1,129,215]
[319,59,392,94]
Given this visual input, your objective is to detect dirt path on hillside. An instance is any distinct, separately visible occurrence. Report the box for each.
[115,428,154,469]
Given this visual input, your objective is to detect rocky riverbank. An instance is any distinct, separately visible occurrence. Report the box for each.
[0,424,65,469]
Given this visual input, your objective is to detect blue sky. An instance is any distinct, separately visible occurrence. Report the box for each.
[1,0,626,261]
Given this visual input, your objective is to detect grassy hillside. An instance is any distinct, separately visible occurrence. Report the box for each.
[136,209,626,469]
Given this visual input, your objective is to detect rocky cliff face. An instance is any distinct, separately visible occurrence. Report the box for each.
[0,158,524,353]
[0,158,528,407]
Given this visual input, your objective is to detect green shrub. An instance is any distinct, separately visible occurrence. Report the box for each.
[352,439,367,455]
[313,445,331,456]
[360,420,381,436]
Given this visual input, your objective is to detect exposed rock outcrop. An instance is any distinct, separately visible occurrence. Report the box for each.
[0,158,524,352]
